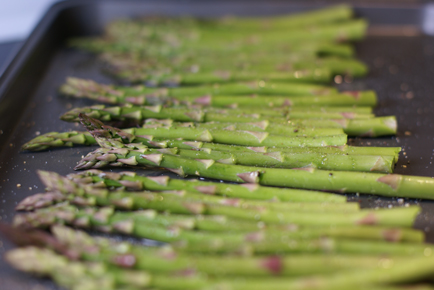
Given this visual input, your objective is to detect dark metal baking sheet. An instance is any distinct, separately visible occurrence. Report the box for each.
[1,1,434,289]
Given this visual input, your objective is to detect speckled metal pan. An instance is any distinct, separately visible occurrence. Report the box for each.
[0,1,433,289]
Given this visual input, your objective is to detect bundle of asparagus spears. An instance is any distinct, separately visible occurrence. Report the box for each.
[6,4,434,290]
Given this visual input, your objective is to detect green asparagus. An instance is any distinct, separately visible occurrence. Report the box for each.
[60,105,398,137]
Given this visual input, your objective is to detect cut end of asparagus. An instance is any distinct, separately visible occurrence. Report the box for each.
[383,117,398,132]
[370,156,392,173]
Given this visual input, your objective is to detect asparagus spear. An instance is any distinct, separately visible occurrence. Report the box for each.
[67,169,347,203]
[99,45,356,86]
[36,170,420,229]
[70,117,396,172]
[57,77,374,115]
[5,225,434,290]
[22,173,358,215]
[173,147,394,172]
[127,126,348,147]
[82,114,349,147]
[177,91,377,108]
[132,67,335,86]
[174,56,368,77]
[61,77,341,100]
[43,226,428,278]
[36,171,357,215]
[72,114,425,200]
[119,123,350,147]
[60,105,397,137]
[171,121,346,137]
[14,202,424,244]
[11,195,424,254]
[77,19,368,54]
[61,77,375,110]
[22,119,352,153]
[59,104,360,124]
[21,130,401,166]
[74,18,366,54]
[5,246,208,290]
[8,245,434,290]
[75,143,431,199]
[107,5,354,33]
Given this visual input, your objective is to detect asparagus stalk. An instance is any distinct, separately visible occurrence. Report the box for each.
[44,226,428,278]
[21,130,401,165]
[125,126,348,147]
[291,56,368,77]
[36,170,420,229]
[11,196,424,255]
[100,45,356,86]
[61,79,379,120]
[83,114,349,148]
[5,247,139,290]
[5,246,208,290]
[62,105,372,127]
[60,76,374,113]
[61,77,341,100]
[212,5,353,30]
[8,245,434,290]
[140,67,335,86]
[74,18,366,53]
[6,227,432,289]
[20,177,357,216]
[74,135,430,199]
[169,121,343,137]
[36,171,357,215]
[75,19,367,54]
[173,147,394,173]
[107,5,354,33]
[60,105,397,137]
[177,92,377,108]
[19,127,344,152]
[14,202,424,244]
[73,117,395,172]
[5,225,434,290]
[67,170,347,203]
[176,56,368,77]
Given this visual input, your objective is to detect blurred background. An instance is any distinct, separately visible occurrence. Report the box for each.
[1,0,433,77]
[0,0,60,75]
